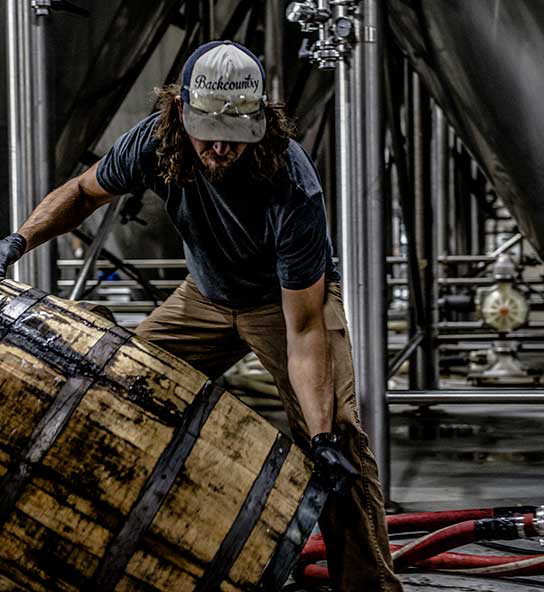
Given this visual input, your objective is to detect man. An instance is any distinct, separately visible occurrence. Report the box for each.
[0,41,402,591]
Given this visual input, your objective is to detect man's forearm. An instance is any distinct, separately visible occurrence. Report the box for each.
[287,323,334,438]
[18,178,101,251]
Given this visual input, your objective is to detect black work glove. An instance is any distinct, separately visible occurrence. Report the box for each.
[0,234,27,278]
[311,432,358,495]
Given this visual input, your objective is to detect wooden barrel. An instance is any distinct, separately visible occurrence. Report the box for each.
[0,279,327,591]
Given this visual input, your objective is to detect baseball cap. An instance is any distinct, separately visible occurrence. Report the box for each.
[181,41,267,143]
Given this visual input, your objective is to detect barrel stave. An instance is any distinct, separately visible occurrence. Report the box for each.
[226,447,312,587]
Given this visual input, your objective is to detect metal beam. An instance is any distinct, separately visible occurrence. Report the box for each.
[388,390,544,405]
[69,198,126,300]
[388,332,424,379]
[58,258,187,269]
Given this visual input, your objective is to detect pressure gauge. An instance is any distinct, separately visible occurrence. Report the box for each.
[479,282,529,333]
[335,16,353,38]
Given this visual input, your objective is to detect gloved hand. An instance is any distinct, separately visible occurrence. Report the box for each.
[0,234,27,278]
[311,432,358,495]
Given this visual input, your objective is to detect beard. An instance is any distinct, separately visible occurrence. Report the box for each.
[197,148,247,182]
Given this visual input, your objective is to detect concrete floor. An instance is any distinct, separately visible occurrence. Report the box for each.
[390,403,544,511]
[389,402,544,591]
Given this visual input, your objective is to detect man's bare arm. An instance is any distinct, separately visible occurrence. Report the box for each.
[281,275,334,438]
[18,162,116,252]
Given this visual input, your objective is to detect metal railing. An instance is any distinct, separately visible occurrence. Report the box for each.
[58,258,187,269]
[388,389,544,404]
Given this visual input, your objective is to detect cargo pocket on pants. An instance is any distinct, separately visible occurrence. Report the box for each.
[323,284,346,332]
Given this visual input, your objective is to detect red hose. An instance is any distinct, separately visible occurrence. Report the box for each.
[387,505,538,534]
[392,519,477,570]
[298,552,544,585]
[392,514,538,571]
[297,513,544,585]
[298,547,544,585]
[387,508,493,533]
[299,534,326,564]
[298,563,329,585]
[390,544,542,570]
[445,556,544,576]
[301,538,544,571]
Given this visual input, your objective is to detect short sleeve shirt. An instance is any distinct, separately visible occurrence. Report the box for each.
[97,112,340,307]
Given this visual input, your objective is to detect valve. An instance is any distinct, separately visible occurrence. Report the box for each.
[32,0,90,17]
[534,506,544,546]
[286,1,330,32]
[314,39,341,70]
[286,1,316,25]
[286,0,355,69]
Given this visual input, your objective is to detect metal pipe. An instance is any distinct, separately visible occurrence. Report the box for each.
[21,1,34,246]
[346,0,366,425]
[388,390,544,405]
[384,53,426,330]
[470,163,480,256]
[32,4,54,293]
[439,320,544,330]
[7,0,54,290]
[6,0,22,235]
[58,279,183,289]
[316,0,329,55]
[344,0,389,490]
[58,258,187,269]
[69,198,126,300]
[388,255,506,264]
[438,331,544,342]
[391,277,544,286]
[440,342,544,351]
[437,277,493,285]
[490,233,523,258]
[7,0,36,283]
[265,0,285,102]
[447,127,457,255]
[199,0,211,43]
[456,146,472,256]
[334,0,353,318]
[76,301,159,313]
[388,277,485,286]
[439,255,495,263]
[360,0,389,499]
[390,165,402,259]
[413,73,437,389]
[433,106,449,259]
[209,0,215,39]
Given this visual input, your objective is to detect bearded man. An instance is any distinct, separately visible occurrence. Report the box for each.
[0,40,402,592]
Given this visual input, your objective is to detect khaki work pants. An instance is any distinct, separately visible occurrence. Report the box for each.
[135,277,403,592]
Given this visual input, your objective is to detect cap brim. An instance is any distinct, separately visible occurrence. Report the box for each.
[183,103,266,143]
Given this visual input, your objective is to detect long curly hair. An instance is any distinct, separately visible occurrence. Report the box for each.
[153,85,296,185]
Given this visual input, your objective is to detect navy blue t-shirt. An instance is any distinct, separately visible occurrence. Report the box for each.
[96,112,340,307]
